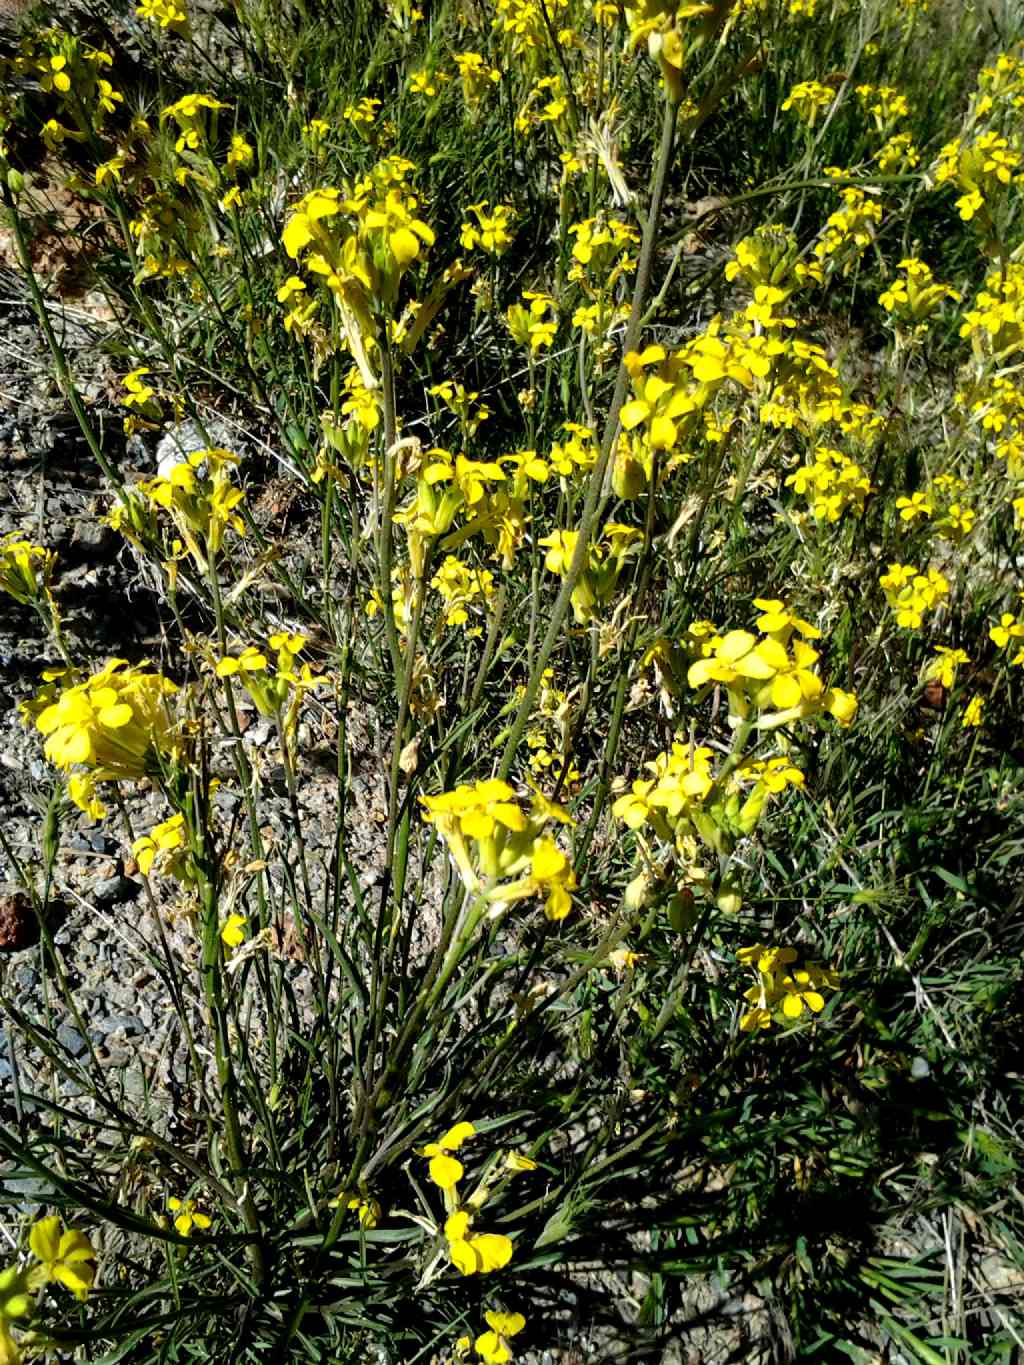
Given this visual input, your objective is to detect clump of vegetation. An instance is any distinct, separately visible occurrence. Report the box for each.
[1,0,1023,1359]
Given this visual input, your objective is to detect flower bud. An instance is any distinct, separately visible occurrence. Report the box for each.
[715,879,742,914]
[667,889,697,933]
[624,870,654,910]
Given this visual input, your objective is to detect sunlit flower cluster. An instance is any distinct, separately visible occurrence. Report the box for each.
[215,632,323,744]
[539,522,642,624]
[420,781,575,919]
[133,447,246,571]
[737,945,839,1031]
[780,79,835,125]
[879,563,950,629]
[878,257,960,330]
[23,659,179,818]
[684,599,858,728]
[785,444,873,522]
[0,534,56,606]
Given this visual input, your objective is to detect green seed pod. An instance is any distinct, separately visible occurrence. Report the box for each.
[667,889,697,933]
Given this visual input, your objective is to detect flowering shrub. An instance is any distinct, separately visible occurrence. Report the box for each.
[0,0,1022,1361]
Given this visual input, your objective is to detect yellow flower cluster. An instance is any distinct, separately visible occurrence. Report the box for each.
[0,534,56,606]
[132,811,189,878]
[975,46,1024,122]
[895,473,974,542]
[460,203,515,255]
[990,608,1024,667]
[129,447,246,571]
[160,92,228,153]
[522,669,577,784]
[24,29,123,134]
[934,131,1023,222]
[420,781,575,919]
[879,257,960,329]
[506,291,558,352]
[725,223,809,297]
[469,1311,526,1364]
[215,632,322,740]
[737,945,839,1032]
[613,732,806,888]
[924,646,969,689]
[1,1216,97,1363]
[538,522,641,624]
[567,215,639,283]
[785,445,873,522]
[855,83,910,131]
[780,79,835,125]
[408,68,451,98]
[136,0,189,34]
[453,51,501,106]
[813,187,883,270]
[430,381,492,438]
[167,1197,211,1237]
[685,599,857,727]
[392,446,511,574]
[876,131,920,173]
[431,556,496,632]
[493,0,569,55]
[879,563,950,629]
[280,158,434,378]
[24,659,179,818]
[959,261,1024,360]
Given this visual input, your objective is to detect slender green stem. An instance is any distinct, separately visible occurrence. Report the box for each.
[497,97,680,781]
[2,182,123,494]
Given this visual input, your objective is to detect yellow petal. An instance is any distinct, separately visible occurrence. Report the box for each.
[484,1311,526,1336]
[29,1216,61,1265]
[474,1330,511,1364]
[444,1210,471,1241]
[619,399,651,430]
[448,1237,478,1274]
[438,1120,476,1150]
[468,1232,513,1272]
[429,1152,464,1189]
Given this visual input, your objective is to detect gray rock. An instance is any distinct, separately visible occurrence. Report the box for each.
[98,1013,144,1037]
[56,1023,87,1057]
[93,875,141,906]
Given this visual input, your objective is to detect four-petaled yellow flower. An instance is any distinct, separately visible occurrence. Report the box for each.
[475,1310,526,1363]
[168,1198,211,1237]
[28,1217,96,1302]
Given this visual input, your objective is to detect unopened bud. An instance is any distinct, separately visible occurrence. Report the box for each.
[624,870,653,911]
[667,889,697,933]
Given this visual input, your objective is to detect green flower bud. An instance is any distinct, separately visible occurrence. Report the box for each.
[0,1266,32,1323]
[667,889,697,933]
